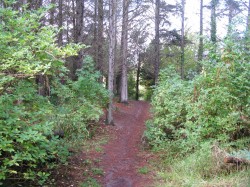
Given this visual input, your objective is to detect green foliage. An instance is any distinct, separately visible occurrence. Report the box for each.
[138,166,150,174]
[156,143,250,187]
[80,177,101,187]
[0,5,108,186]
[146,33,250,154]
[128,72,136,99]
[146,25,250,187]
[91,167,104,176]
[50,56,108,143]
[0,81,69,183]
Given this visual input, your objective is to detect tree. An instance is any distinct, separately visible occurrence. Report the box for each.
[225,0,241,34]
[154,0,160,85]
[97,0,104,80]
[246,0,250,33]
[198,0,204,63]
[58,0,63,46]
[210,0,218,44]
[107,0,117,125]
[180,0,185,79]
[120,0,130,103]
[136,54,141,100]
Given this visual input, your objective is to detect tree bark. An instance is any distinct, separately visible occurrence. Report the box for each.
[210,0,217,44]
[107,0,117,125]
[97,0,104,81]
[49,0,56,25]
[58,0,63,46]
[247,0,250,33]
[120,0,129,103]
[180,0,185,79]
[67,0,85,80]
[136,54,141,101]
[154,0,160,85]
[198,0,203,63]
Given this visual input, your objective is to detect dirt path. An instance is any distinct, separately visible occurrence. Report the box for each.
[100,101,152,187]
[54,101,153,187]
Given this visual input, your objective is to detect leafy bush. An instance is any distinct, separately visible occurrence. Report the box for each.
[50,56,109,142]
[0,4,107,185]
[0,81,69,184]
[146,34,250,154]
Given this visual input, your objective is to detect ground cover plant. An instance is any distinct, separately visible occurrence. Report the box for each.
[145,30,250,186]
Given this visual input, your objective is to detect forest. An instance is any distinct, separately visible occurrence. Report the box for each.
[0,0,249,186]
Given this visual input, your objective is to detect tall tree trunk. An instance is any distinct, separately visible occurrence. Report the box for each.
[120,0,129,103]
[180,0,185,79]
[198,0,203,63]
[107,0,117,125]
[210,0,217,44]
[247,0,250,34]
[50,0,56,25]
[97,0,104,81]
[58,0,63,46]
[93,0,98,65]
[67,0,84,80]
[136,54,141,101]
[154,0,160,85]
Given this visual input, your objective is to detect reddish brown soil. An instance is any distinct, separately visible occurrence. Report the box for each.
[54,100,154,187]
[100,101,153,187]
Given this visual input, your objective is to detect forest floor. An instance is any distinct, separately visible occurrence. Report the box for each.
[54,101,155,187]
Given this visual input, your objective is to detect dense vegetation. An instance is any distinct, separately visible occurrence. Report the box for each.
[1,0,250,186]
[145,32,250,186]
[0,5,108,185]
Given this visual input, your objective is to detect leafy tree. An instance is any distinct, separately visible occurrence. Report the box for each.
[0,4,108,185]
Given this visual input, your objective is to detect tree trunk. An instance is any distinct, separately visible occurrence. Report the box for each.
[198,0,203,63]
[107,0,117,125]
[180,0,185,79]
[66,0,84,80]
[136,54,141,101]
[120,0,129,103]
[210,0,217,44]
[93,0,98,66]
[58,0,63,46]
[247,0,250,33]
[49,0,56,25]
[154,0,160,85]
[97,0,104,81]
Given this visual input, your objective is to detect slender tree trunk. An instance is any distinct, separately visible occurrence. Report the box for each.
[97,0,104,81]
[107,0,117,125]
[247,0,250,33]
[210,0,217,44]
[76,0,84,71]
[136,54,141,101]
[154,0,160,85]
[93,0,98,65]
[180,0,185,79]
[50,0,56,25]
[58,0,63,46]
[120,0,129,103]
[198,0,203,63]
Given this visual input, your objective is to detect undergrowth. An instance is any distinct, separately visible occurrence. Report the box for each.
[145,28,250,186]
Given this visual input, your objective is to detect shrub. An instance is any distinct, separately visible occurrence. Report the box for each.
[145,34,250,154]
[0,5,77,184]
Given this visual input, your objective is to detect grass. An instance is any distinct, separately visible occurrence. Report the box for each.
[80,177,101,187]
[91,167,104,176]
[138,166,150,174]
[151,143,250,187]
